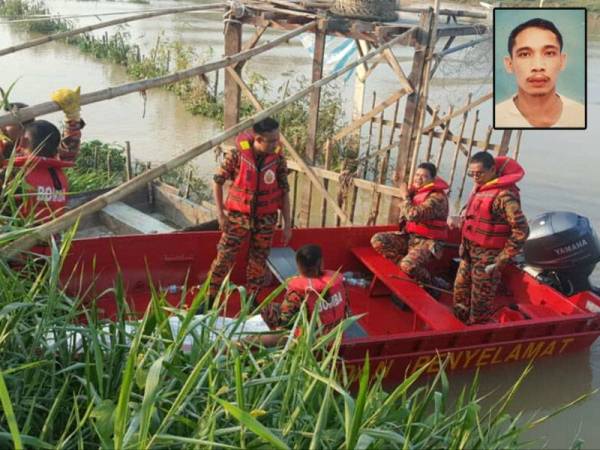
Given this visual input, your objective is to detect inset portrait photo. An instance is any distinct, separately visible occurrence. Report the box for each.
[493,8,586,129]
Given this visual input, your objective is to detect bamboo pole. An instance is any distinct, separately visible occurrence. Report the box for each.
[287,160,406,198]
[1,30,424,257]
[320,140,332,227]
[125,141,133,181]
[424,106,439,162]
[366,112,386,225]
[481,124,493,154]
[236,25,268,71]
[435,105,453,168]
[447,99,470,189]
[422,92,492,134]
[513,130,523,160]
[382,48,414,94]
[332,88,407,143]
[0,21,317,128]
[457,110,480,201]
[291,170,299,228]
[2,26,419,257]
[0,4,225,57]
[350,92,376,223]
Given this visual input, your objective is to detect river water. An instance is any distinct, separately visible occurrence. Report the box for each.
[2,0,600,447]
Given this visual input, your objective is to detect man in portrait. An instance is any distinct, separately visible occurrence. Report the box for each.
[495,17,585,128]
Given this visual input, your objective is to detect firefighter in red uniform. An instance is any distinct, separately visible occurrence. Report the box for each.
[4,120,73,223]
[258,244,348,346]
[208,117,292,302]
[371,162,449,288]
[450,151,529,324]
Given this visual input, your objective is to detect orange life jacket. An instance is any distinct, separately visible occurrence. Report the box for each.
[405,177,449,240]
[224,131,284,216]
[462,156,524,249]
[286,270,347,334]
[10,156,72,222]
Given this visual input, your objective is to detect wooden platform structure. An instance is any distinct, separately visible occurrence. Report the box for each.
[220,1,512,228]
[0,2,525,257]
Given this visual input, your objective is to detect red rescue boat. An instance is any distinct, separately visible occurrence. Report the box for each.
[60,211,600,383]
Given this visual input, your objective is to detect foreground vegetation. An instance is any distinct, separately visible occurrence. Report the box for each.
[67,140,210,203]
[0,231,585,449]
[0,163,590,449]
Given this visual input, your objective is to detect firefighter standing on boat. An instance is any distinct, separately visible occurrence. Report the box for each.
[208,117,292,302]
[371,162,449,287]
[450,151,529,324]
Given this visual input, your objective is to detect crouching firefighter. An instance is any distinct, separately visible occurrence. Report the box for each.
[257,244,349,346]
[450,151,529,324]
[371,162,450,288]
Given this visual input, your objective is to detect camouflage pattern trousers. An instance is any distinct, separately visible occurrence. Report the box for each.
[453,239,502,324]
[370,231,439,284]
[209,211,277,299]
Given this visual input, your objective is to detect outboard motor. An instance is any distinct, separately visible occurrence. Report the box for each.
[523,212,600,296]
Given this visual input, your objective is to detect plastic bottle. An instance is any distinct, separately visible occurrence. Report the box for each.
[165,284,180,294]
[343,273,369,288]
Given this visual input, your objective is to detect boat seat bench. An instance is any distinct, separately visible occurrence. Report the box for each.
[351,247,465,331]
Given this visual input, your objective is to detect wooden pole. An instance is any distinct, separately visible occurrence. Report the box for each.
[332,88,407,143]
[389,10,434,224]
[350,92,376,223]
[300,18,328,228]
[424,106,439,162]
[125,141,132,181]
[498,130,512,156]
[320,140,332,227]
[457,110,479,201]
[223,18,243,146]
[184,168,193,199]
[422,92,492,134]
[290,170,299,228]
[435,105,453,169]
[513,130,523,160]
[407,3,439,185]
[235,25,268,71]
[0,4,225,57]
[0,22,317,128]
[447,105,470,189]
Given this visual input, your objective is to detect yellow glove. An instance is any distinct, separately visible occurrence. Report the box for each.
[51,86,81,121]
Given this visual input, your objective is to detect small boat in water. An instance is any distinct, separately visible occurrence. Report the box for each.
[60,211,600,382]
[67,180,218,237]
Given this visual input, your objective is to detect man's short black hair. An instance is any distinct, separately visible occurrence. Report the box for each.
[469,151,495,170]
[253,117,279,135]
[507,18,563,56]
[3,102,34,125]
[24,120,60,158]
[296,244,322,276]
[417,162,437,178]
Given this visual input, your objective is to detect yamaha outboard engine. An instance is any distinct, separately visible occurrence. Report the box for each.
[524,212,600,296]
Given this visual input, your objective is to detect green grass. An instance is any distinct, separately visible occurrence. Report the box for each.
[0,220,593,448]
